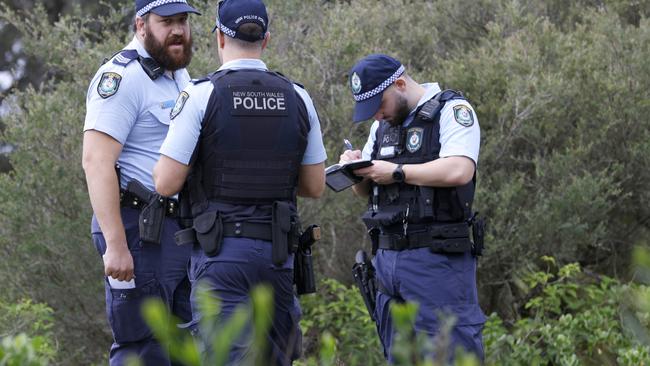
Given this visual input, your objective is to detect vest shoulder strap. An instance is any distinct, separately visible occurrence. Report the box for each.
[417,89,466,122]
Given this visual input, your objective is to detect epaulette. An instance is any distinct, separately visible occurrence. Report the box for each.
[191,76,211,85]
[112,49,139,67]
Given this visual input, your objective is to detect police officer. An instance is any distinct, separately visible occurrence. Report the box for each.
[82,1,200,365]
[153,0,326,364]
[340,54,486,361]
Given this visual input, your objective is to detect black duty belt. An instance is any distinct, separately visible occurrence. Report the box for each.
[223,222,272,241]
[174,221,273,246]
[120,189,179,218]
[377,223,472,253]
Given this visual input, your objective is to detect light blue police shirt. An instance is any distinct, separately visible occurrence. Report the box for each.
[84,36,191,191]
[361,83,481,165]
[160,58,327,165]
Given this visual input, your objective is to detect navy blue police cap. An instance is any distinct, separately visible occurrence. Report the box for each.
[212,0,269,42]
[135,0,201,18]
[349,54,405,123]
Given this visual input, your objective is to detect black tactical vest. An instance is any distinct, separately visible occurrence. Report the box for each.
[365,90,475,236]
[191,69,310,209]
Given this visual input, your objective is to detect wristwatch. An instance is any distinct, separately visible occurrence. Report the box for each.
[392,164,405,183]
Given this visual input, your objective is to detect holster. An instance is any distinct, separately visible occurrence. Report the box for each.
[272,201,292,266]
[294,247,315,295]
[352,250,378,321]
[128,179,166,245]
[294,225,320,295]
[193,211,223,257]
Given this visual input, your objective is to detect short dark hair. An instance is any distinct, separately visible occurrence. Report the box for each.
[132,14,149,33]
[230,23,265,49]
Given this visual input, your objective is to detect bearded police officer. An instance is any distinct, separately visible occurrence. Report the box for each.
[340,54,486,361]
[153,0,326,364]
[82,1,200,364]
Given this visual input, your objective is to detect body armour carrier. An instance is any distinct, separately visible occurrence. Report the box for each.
[191,69,310,209]
[362,90,479,254]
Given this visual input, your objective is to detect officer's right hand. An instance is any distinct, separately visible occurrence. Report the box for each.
[103,244,135,281]
[339,149,362,164]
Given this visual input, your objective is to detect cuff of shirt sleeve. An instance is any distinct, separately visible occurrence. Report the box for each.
[83,125,127,145]
[301,151,328,165]
[439,149,478,166]
[159,145,192,165]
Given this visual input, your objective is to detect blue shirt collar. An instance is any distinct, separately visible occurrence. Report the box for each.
[126,36,151,59]
[218,58,268,71]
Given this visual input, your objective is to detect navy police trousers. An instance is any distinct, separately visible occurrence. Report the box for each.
[188,237,302,366]
[92,207,192,366]
[373,248,486,362]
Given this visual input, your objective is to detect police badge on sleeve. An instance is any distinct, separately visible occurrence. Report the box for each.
[406,127,424,153]
[170,91,189,120]
[97,72,122,99]
[453,105,475,127]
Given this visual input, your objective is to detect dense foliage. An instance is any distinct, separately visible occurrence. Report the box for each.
[0,0,649,364]
[0,299,56,365]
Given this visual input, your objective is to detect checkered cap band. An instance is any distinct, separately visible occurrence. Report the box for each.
[353,65,405,102]
[137,0,189,17]
[215,19,236,37]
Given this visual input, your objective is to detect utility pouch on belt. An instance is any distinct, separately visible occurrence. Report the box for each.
[470,214,486,256]
[361,208,404,228]
[194,211,223,257]
[177,185,193,230]
[128,180,164,245]
[272,201,292,266]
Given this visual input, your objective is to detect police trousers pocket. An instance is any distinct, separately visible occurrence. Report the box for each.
[194,211,222,257]
[139,195,165,245]
[107,274,160,344]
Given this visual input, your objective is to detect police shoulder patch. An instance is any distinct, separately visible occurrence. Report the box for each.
[453,105,474,127]
[97,72,122,99]
[170,91,190,120]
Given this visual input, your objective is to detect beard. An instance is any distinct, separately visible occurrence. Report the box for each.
[144,28,193,71]
[387,95,411,126]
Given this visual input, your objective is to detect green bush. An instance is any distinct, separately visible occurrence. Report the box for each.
[484,258,650,365]
[0,334,50,366]
[0,299,56,365]
[299,279,383,365]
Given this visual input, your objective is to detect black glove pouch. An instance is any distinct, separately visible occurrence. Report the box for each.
[272,202,292,266]
[139,195,166,245]
[194,211,223,257]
